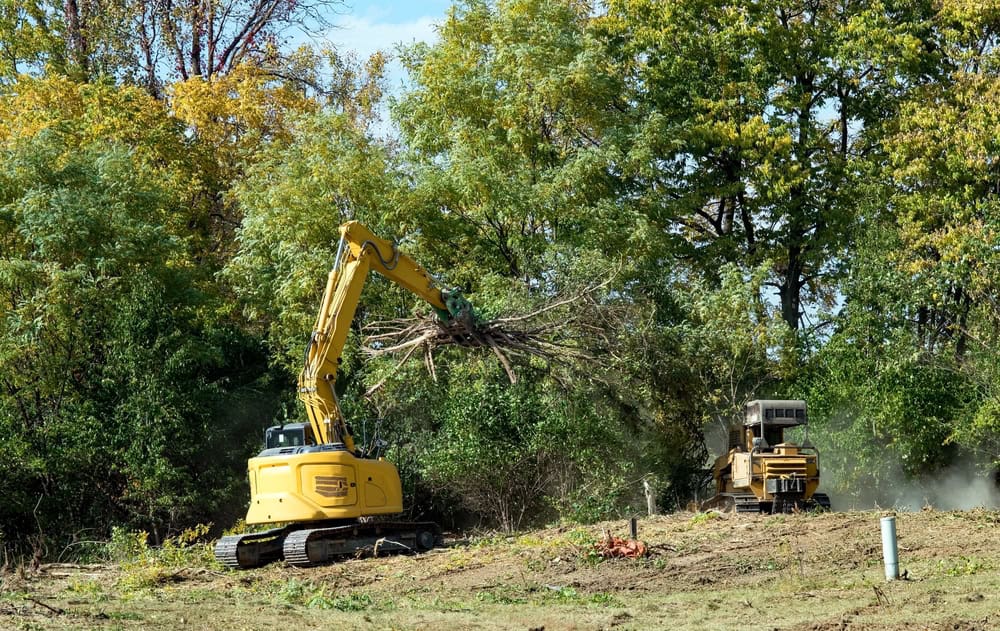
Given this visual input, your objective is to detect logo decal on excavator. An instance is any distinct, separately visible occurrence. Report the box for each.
[315,475,349,498]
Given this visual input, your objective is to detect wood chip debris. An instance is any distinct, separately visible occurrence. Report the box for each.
[593,532,648,559]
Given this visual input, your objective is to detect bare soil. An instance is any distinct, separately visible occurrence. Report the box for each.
[2,509,998,630]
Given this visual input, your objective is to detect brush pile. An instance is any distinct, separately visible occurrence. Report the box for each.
[362,283,610,388]
[593,532,648,559]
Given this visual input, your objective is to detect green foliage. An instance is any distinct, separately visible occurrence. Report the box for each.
[394,0,626,285]
[107,528,150,564]
[276,579,388,612]
[0,0,63,81]
[689,511,720,527]
[0,84,277,552]
[414,371,637,531]
[935,556,989,578]
[671,263,796,426]
[114,524,216,592]
[2,0,999,552]
[226,109,403,372]
[598,0,937,332]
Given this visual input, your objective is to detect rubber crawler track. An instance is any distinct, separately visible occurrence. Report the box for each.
[283,521,441,567]
[214,521,442,569]
[214,525,295,569]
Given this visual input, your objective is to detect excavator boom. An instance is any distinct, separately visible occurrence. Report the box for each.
[298,221,466,449]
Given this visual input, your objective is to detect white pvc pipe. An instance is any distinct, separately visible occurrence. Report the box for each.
[881,516,899,581]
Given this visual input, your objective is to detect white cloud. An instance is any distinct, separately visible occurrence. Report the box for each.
[329,14,439,61]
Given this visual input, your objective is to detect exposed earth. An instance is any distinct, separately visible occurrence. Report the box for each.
[2,509,997,630]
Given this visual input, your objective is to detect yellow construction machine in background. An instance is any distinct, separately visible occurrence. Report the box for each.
[702,400,831,513]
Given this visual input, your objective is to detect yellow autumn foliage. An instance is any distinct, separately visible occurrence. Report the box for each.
[0,75,204,241]
[0,75,186,169]
[168,63,319,173]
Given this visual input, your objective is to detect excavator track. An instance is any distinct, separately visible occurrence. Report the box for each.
[283,521,441,567]
[704,492,832,514]
[810,493,832,511]
[701,493,763,513]
[214,525,296,569]
[733,495,764,513]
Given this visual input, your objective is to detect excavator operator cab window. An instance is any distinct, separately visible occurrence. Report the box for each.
[264,424,315,450]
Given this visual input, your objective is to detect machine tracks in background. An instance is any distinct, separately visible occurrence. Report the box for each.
[702,492,832,514]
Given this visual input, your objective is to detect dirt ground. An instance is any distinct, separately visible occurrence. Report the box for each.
[2,509,998,630]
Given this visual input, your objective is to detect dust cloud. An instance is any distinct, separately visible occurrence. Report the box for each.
[824,460,1000,512]
[882,464,1000,511]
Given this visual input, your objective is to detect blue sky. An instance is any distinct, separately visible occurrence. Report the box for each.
[323,1,454,59]
[296,1,455,95]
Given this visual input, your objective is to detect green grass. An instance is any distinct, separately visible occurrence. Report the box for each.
[3,511,998,630]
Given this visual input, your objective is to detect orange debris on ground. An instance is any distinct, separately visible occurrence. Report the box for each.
[593,531,648,559]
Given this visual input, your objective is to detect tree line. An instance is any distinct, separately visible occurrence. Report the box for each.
[1,0,999,554]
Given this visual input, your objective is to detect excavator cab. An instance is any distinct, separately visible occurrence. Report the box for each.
[260,423,315,456]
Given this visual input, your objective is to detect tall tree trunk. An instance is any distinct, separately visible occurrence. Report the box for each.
[780,243,803,330]
[63,0,88,74]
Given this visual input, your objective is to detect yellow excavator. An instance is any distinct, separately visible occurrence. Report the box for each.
[215,221,475,568]
[701,400,831,513]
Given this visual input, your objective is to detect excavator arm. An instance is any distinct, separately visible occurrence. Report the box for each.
[297,221,471,450]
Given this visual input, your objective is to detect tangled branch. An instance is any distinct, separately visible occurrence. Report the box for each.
[362,280,612,394]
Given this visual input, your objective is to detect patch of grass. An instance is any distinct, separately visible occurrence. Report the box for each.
[308,591,385,611]
[439,550,481,571]
[476,590,527,605]
[523,555,547,572]
[112,523,218,594]
[934,556,989,577]
[116,564,180,592]
[539,585,582,604]
[468,533,510,549]
[274,578,391,612]
[515,534,547,547]
[276,577,310,605]
[422,595,475,612]
[65,578,108,602]
[733,556,786,575]
[106,610,143,621]
[689,512,719,526]
[528,585,624,607]
[0,589,33,602]
[564,527,597,547]
[181,587,220,603]
[588,592,626,608]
